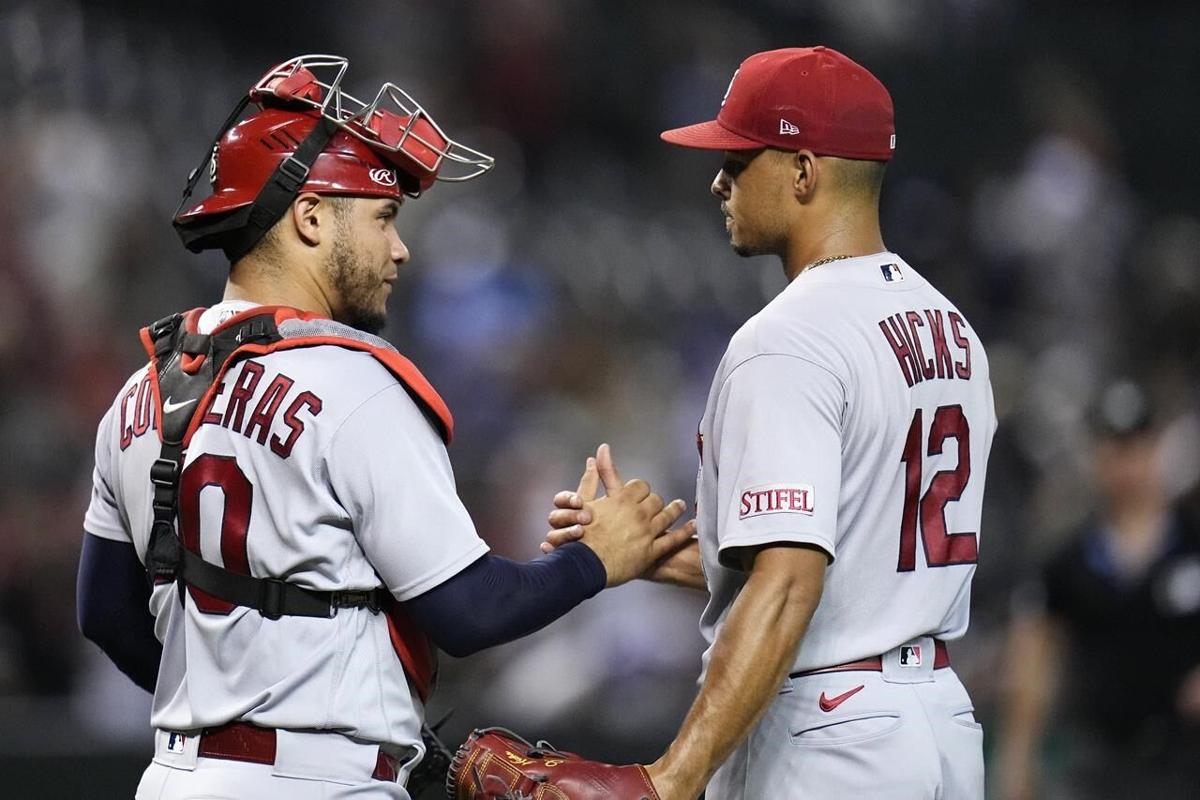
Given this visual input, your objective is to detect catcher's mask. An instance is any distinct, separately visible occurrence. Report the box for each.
[174,54,494,261]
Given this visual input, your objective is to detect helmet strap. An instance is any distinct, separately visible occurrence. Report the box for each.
[173,95,251,223]
[174,112,339,262]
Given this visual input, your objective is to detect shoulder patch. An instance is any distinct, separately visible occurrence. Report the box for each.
[739,483,815,519]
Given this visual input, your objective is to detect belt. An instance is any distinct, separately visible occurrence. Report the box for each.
[790,639,950,678]
[197,722,398,782]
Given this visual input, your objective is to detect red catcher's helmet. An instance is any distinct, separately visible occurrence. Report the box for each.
[179,109,416,221]
[174,55,494,259]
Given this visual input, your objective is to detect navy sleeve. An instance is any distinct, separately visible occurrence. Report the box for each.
[76,532,162,693]
[405,541,607,657]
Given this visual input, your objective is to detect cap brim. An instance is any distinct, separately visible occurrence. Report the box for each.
[660,119,764,150]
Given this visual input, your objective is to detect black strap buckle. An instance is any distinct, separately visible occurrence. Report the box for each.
[259,579,287,620]
[275,155,310,193]
[330,589,383,615]
[150,314,181,341]
[150,458,178,488]
[234,319,272,345]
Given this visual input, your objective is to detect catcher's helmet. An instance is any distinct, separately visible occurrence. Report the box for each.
[174,55,494,260]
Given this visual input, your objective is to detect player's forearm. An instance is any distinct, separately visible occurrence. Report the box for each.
[650,546,825,798]
[405,543,606,657]
[76,532,163,693]
[644,540,707,592]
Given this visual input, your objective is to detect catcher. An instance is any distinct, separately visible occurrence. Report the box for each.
[75,54,690,800]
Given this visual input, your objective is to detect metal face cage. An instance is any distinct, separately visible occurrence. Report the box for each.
[249,54,494,186]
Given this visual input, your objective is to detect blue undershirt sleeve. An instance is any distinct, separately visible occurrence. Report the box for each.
[76,532,162,693]
[404,541,607,657]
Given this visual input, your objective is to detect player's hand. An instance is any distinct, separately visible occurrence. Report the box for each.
[543,442,628,548]
[554,444,688,587]
[541,451,603,549]
[642,534,701,586]
[544,445,698,585]
[544,445,699,584]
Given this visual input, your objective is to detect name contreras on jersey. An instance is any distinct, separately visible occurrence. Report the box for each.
[877,308,972,388]
[119,360,323,458]
[119,370,157,448]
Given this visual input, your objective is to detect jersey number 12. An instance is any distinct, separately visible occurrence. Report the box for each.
[897,404,978,571]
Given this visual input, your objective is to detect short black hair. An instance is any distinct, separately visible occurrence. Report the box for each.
[229,195,355,264]
[831,157,886,200]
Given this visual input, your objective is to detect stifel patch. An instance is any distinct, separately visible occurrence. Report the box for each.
[739,483,814,519]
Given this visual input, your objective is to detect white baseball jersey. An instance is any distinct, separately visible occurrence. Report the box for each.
[84,301,488,751]
[695,253,996,676]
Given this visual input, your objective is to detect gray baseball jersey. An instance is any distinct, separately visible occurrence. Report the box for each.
[695,253,996,677]
[84,301,488,753]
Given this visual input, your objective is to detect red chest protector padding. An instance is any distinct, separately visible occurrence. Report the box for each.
[139,305,450,702]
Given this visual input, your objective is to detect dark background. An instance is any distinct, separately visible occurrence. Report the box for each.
[1,0,1198,797]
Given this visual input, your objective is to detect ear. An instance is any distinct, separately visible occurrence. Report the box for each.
[791,149,819,202]
[289,193,325,247]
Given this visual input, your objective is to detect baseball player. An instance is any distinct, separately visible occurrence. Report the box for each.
[547,47,996,798]
[75,55,689,800]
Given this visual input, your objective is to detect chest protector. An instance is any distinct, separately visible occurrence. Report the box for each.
[140,305,452,703]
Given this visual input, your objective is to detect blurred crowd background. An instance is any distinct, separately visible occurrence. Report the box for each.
[1,0,1198,797]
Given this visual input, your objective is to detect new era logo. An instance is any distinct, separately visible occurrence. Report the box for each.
[779,119,799,135]
[721,69,740,108]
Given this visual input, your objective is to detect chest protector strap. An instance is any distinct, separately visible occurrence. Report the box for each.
[139,306,448,702]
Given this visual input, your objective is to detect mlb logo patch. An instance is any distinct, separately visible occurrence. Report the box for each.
[166,732,187,754]
[899,645,922,667]
[880,263,904,282]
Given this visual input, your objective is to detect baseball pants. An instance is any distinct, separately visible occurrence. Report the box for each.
[707,637,984,799]
[135,728,413,800]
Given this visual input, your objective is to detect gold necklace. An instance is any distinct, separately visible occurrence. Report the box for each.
[799,253,854,275]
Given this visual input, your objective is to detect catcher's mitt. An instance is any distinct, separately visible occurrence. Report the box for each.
[446,727,661,800]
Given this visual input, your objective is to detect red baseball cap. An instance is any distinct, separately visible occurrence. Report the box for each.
[661,47,896,161]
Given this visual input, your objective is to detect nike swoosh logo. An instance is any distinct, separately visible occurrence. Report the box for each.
[163,396,198,414]
[819,684,865,712]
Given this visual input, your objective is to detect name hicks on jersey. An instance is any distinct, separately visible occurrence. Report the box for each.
[119,360,323,458]
[877,308,972,387]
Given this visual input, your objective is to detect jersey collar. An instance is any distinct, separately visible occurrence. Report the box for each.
[789,251,919,289]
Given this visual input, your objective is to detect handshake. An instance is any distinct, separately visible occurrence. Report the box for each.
[542,443,699,589]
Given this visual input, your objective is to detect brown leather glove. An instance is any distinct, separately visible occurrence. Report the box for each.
[446,727,661,800]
